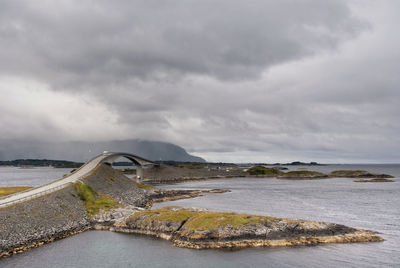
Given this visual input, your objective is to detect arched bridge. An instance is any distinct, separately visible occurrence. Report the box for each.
[0,152,154,208]
[100,151,154,178]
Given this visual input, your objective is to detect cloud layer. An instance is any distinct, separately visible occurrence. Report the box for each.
[0,0,399,163]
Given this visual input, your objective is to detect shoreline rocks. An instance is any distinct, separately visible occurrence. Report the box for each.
[143,189,230,208]
[0,163,231,259]
[100,206,383,250]
[277,171,329,180]
[0,226,90,258]
[142,165,395,184]
[329,170,394,179]
[354,178,394,183]
[0,164,390,258]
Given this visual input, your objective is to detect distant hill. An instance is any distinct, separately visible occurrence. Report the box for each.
[0,159,83,168]
[0,140,205,163]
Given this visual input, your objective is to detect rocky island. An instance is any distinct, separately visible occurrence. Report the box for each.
[140,164,395,183]
[95,206,382,249]
[329,170,394,179]
[354,178,394,183]
[237,166,394,181]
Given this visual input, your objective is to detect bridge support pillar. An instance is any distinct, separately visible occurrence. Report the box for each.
[136,165,143,183]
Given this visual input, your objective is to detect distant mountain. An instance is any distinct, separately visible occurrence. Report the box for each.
[0,139,205,163]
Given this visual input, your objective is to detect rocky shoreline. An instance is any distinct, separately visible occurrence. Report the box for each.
[0,164,387,259]
[92,206,383,249]
[0,164,233,258]
[0,226,90,258]
[144,189,230,208]
[142,165,395,184]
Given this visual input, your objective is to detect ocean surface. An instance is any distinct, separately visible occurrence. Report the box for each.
[0,164,399,267]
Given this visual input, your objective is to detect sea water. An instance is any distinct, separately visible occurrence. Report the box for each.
[0,164,399,267]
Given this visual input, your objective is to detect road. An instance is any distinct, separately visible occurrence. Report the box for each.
[0,152,153,208]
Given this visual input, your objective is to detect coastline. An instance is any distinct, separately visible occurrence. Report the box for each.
[91,206,383,250]
[0,164,391,258]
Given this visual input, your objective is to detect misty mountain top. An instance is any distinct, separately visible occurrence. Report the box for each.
[0,139,205,163]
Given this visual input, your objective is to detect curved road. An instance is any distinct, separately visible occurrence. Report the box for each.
[0,152,153,208]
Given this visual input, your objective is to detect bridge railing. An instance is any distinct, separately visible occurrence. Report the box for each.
[0,152,153,208]
[0,182,74,208]
[0,154,104,204]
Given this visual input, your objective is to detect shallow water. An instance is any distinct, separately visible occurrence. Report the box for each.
[0,164,399,267]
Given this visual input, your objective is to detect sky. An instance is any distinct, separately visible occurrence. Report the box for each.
[0,0,399,163]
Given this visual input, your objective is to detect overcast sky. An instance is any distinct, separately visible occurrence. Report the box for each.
[0,0,399,163]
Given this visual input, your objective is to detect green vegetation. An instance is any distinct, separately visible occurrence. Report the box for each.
[0,186,32,197]
[177,164,205,169]
[135,182,153,190]
[246,165,280,176]
[185,212,266,231]
[280,170,326,177]
[354,178,394,183]
[132,206,197,223]
[119,168,136,174]
[73,182,96,203]
[330,170,367,177]
[330,170,394,178]
[130,207,277,231]
[73,182,119,216]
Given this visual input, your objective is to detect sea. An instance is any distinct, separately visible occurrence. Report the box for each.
[0,164,399,268]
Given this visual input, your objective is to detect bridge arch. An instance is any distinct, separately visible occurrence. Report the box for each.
[99,152,154,181]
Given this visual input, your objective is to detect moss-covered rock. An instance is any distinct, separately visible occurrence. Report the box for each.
[330,170,394,178]
[246,166,280,176]
[354,178,394,183]
[278,170,328,180]
[122,206,382,249]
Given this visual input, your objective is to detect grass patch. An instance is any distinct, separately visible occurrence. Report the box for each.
[73,182,119,216]
[246,166,280,176]
[185,212,265,231]
[280,170,326,177]
[330,170,367,177]
[177,164,205,169]
[136,182,153,190]
[130,207,277,231]
[73,182,96,203]
[132,206,197,223]
[354,178,394,183]
[331,170,394,178]
[119,168,136,174]
[0,186,32,197]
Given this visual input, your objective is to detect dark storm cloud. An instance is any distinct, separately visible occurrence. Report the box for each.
[0,0,365,86]
[0,0,399,163]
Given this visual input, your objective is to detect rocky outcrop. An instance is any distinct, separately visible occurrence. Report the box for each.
[330,170,394,179]
[354,178,394,183]
[144,165,395,183]
[277,171,328,180]
[143,189,230,208]
[92,205,145,226]
[143,164,245,184]
[108,206,383,249]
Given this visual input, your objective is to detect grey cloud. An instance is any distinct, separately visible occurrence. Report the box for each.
[1,0,399,163]
[0,0,365,86]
